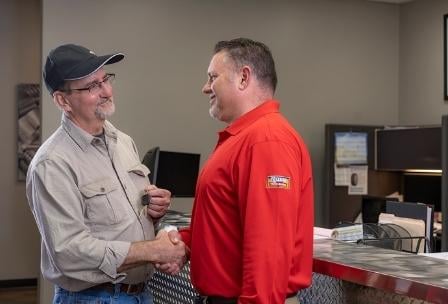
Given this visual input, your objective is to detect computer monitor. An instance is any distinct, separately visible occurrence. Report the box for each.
[142,146,160,184]
[361,195,399,223]
[142,147,201,197]
[403,174,441,212]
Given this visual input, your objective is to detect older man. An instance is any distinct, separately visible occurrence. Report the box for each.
[26,44,185,303]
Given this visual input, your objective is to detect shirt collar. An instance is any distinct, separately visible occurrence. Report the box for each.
[61,114,118,152]
[220,100,280,137]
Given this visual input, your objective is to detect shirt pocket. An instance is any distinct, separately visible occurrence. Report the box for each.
[80,178,121,226]
[128,163,150,191]
[127,163,151,210]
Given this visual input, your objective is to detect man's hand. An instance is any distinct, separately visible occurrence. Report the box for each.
[145,185,171,219]
[152,230,186,265]
[118,230,185,273]
[154,230,187,275]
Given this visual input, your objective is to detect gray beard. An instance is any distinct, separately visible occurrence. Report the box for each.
[95,100,115,120]
[95,109,107,120]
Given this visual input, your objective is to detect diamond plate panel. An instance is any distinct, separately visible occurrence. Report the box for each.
[298,273,344,304]
[149,269,433,304]
[149,262,198,304]
[298,273,433,304]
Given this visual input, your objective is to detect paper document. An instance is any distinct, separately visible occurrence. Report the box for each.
[314,227,333,239]
[314,225,363,241]
[334,132,367,165]
[331,225,364,241]
[334,164,350,186]
[348,165,368,195]
[379,213,425,253]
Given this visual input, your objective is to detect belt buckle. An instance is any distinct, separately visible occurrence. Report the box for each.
[125,283,135,295]
[125,283,142,295]
[126,283,134,295]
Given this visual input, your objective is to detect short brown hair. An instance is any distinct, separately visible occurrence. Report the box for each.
[214,38,277,92]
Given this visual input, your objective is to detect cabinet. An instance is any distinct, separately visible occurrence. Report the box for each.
[375,127,441,171]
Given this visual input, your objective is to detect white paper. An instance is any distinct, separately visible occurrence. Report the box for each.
[331,224,364,241]
[314,226,364,242]
[379,213,426,253]
[334,164,350,186]
[348,165,368,195]
[314,227,333,239]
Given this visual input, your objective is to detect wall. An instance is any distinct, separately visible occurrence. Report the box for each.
[0,0,41,281]
[399,0,448,124]
[42,0,400,223]
[10,0,448,301]
[38,0,400,302]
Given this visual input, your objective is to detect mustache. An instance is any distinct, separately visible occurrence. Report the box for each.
[97,98,112,106]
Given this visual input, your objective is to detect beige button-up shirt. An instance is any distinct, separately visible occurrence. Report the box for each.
[26,114,155,291]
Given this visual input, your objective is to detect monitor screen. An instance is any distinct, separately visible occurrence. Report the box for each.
[142,148,200,197]
[403,174,441,212]
[361,195,398,223]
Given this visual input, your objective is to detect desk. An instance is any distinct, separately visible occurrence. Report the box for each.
[310,239,448,303]
[149,239,448,304]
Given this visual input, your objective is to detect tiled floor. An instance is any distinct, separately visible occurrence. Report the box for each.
[0,287,37,304]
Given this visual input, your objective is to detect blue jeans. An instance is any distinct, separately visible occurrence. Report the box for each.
[53,284,153,304]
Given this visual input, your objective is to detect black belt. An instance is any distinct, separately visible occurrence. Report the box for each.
[85,282,146,295]
[194,296,236,304]
[195,292,297,304]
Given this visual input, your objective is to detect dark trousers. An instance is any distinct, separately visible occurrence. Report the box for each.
[194,295,299,304]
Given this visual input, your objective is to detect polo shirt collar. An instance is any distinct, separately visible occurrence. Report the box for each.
[222,100,280,136]
[61,114,118,152]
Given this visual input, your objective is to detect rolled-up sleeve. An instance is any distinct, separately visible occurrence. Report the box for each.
[99,241,130,280]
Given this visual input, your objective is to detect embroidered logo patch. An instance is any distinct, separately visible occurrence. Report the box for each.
[266,175,290,189]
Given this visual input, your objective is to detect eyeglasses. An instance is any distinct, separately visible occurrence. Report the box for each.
[64,73,115,94]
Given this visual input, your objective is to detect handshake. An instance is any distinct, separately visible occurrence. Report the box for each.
[152,226,187,276]
[116,186,187,275]
[139,185,187,275]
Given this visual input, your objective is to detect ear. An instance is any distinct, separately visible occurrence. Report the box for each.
[53,92,72,112]
[238,66,251,90]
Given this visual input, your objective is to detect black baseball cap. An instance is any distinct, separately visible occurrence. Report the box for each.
[43,44,124,94]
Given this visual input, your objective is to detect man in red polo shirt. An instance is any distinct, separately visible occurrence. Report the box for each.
[179,38,314,304]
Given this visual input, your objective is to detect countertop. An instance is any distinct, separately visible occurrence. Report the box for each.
[313,239,448,303]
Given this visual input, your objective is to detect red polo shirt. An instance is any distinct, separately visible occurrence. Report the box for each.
[180,100,314,304]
